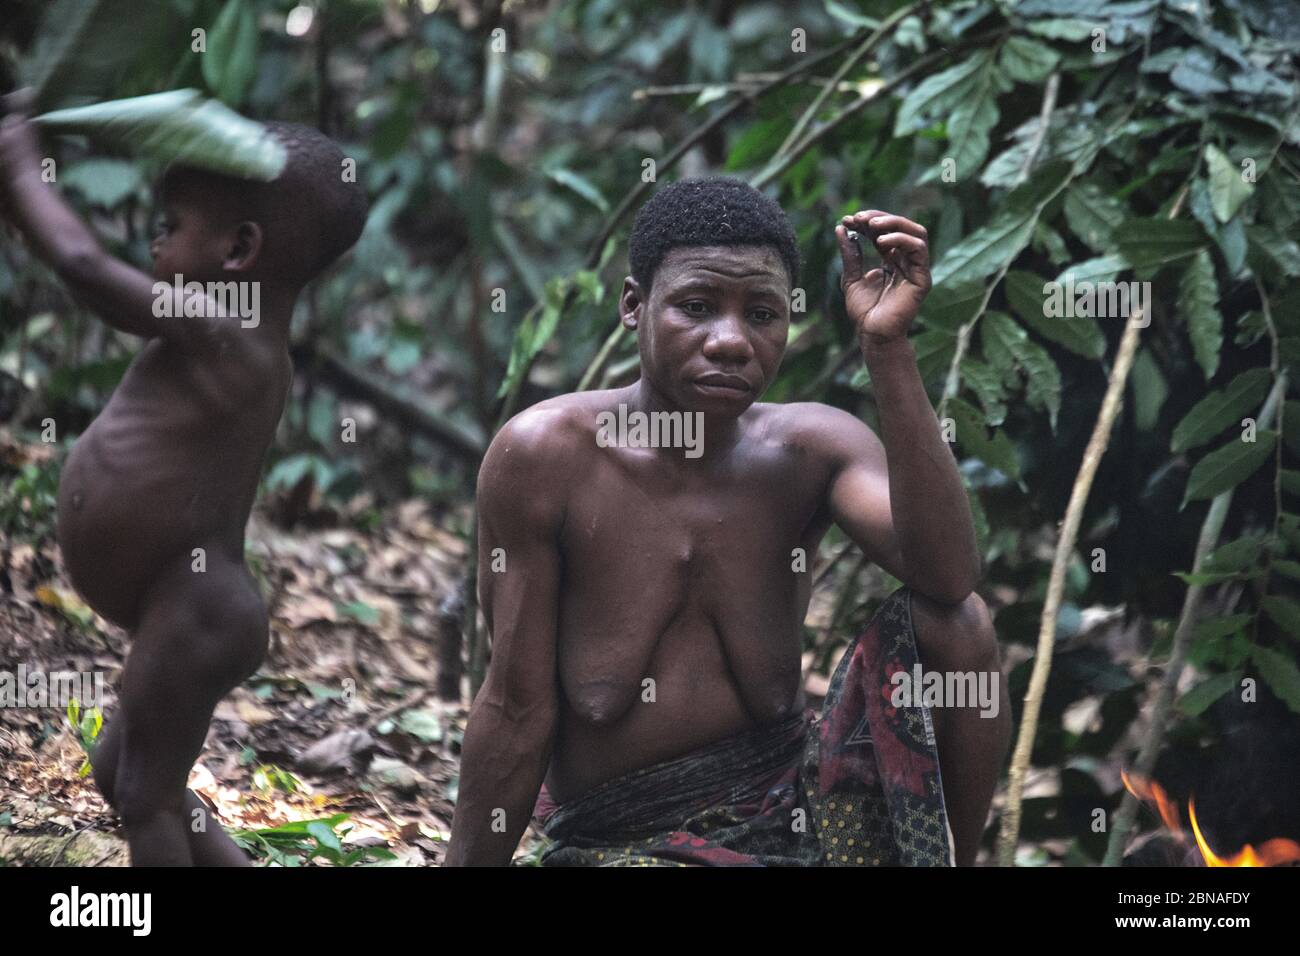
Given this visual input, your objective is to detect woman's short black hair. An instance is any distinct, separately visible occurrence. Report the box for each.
[628,176,800,291]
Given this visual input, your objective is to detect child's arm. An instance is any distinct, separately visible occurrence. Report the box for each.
[0,109,221,350]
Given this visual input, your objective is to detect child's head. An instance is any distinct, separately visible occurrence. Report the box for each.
[153,121,368,289]
[623,177,800,414]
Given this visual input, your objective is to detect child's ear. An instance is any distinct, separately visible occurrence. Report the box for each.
[223,221,264,272]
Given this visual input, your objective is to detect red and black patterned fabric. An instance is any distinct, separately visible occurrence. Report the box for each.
[530,586,954,866]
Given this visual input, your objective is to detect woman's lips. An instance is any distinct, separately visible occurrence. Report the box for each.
[695,375,751,393]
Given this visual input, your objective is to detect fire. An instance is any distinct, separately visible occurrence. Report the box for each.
[1122,770,1300,867]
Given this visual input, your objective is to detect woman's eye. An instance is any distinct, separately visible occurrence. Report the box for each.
[682,300,710,315]
[751,309,775,323]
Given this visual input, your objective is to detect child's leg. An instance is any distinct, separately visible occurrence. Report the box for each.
[92,721,256,866]
[909,591,1012,866]
[103,556,268,866]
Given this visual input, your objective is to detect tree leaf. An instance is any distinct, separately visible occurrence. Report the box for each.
[1270,558,1300,581]
[497,274,573,399]
[1280,514,1300,554]
[1005,269,1107,358]
[1251,644,1300,713]
[1115,218,1207,273]
[894,53,989,136]
[1205,143,1254,223]
[920,280,984,334]
[982,311,1061,430]
[947,396,1021,481]
[21,0,181,109]
[913,329,958,385]
[34,89,287,182]
[547,168,610,213]
[1191,613,1254,643]
[932,214,1035,288]
[1182,430,1277,506]
[1170,368,1272,453]
[931,160,1072,287]
[203,0,260,106]
[1025,18,1094,41]
[1179,249,1222,380]
[999,35,1060,84]
[1284,401,1300,455]
[1063,183,1126,251]
[58,158,142,208]
[1055,255,1126,287]
[1178,671,1242,717]
[823,0,879,30]
[1169,47,1228,95]
[1174,569,1262,586]
[1201,533,1268,574]
[1261,596,1300,637]
[943,71,1002,180]
[960,357,1007,426]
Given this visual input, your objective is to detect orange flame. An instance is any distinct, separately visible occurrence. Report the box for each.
[1121,770,1183,833]
[1122,771,1300,867]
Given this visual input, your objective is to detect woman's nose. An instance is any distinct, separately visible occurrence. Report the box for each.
[702,314,753,362]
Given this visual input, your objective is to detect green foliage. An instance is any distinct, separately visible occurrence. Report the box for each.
[1171,369,1271,453]
[21,0,182,109]
[1181,431,1276,506]
[65,697,102,779]
[203,0,260,106]
[0,454,62,542]
[231,814,399,867]
[34,89,287,180]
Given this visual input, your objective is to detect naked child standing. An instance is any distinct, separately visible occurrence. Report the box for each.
[0,102,367,865]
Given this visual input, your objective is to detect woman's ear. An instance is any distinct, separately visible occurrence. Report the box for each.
[223,221,264,272]
[620,277,643,331]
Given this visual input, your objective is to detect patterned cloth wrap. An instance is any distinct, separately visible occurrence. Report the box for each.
[531,586,954,866]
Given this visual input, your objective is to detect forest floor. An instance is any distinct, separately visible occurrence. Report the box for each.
[0,426,501,866]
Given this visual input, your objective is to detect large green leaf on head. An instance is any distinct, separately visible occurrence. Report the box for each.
[33,90,287,182]
[21,0,186,110]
